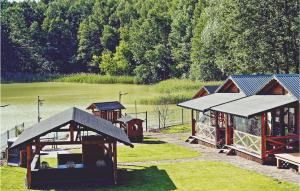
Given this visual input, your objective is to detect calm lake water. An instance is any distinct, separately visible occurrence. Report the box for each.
[1,82,188,132]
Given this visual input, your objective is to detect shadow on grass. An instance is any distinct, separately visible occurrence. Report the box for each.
[141,137,166,145]
[47,165,176,191]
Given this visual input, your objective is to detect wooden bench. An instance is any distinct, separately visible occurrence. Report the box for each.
[275,153,300,172]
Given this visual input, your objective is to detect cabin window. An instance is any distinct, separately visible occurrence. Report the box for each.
[284,107,296,134]
[233,116,261,136]
[198,111,210,126]
[218,113,226,128]
[210,111,216,127]
[133,124,138,131]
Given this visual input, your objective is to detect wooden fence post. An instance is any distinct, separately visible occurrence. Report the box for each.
[181,109,184,125]
[145,111,148,132]
[158,111,161,129]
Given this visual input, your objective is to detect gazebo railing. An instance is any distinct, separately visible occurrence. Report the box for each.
[196,123,216,144]
[233,130,261,155]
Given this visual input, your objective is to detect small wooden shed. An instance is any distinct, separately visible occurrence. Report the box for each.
[9,107,133,189]
[117,115,144,142]
[86,101,125,123]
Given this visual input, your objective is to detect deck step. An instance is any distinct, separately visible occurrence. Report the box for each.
[185,136,198,144]
[219,147,236,155]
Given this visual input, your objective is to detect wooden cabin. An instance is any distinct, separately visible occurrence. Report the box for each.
[211,74,300,164]
[86,101,125,123]
[178,75,272,148]
[9,107,133,189]
[192,85,219,99]
[117,115,144,142]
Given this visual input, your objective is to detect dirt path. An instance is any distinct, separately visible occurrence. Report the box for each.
[119,132,300,186]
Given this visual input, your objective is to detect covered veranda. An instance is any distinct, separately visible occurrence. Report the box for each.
[178,93,245,147]
[9,107,133,189]
[211,95,299,164]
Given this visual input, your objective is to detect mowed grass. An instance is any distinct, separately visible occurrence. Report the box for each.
[160,124,191,134]
[118,137,199,162]
[1,161,298,191]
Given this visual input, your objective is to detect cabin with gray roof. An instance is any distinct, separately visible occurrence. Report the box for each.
[179,74,273,148]
[178,74,299,165]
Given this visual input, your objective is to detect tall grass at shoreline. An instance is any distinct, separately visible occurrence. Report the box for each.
[54,73,136,84]
[153,79,222,93]
[138,79,223,104]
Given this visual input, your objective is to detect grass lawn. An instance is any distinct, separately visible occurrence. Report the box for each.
[117,137,199,162]
[160,124,190,134]
[1,161,298,191]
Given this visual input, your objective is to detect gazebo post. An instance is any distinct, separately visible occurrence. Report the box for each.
[191,110,196,136]
[113,141,117,185]
[225,114,230,145]
[26,144,32,188]
[261,113,267,164]
[69,122,76,142]
[215,111,219,145]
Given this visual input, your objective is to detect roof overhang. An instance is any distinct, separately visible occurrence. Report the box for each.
[211,95,297,118]
[178,93,245,111]
[11,107,133,149]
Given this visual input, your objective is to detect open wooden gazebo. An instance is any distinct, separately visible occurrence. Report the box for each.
[9,107,133,189]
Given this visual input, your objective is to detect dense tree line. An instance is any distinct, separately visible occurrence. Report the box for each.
[1,0,299,83]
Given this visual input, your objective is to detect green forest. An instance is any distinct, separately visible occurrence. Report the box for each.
[1,0,299,83]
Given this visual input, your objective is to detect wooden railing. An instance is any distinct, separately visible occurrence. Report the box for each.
[196,123,216,144]
[266,134,300,155]
[233,130,261,155]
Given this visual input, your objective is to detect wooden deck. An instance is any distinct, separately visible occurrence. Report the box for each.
[275,153,300,172]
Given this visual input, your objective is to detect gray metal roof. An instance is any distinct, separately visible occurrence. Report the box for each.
[178,93,245,111]
[211,95,297,117]
[274,74,300,101]
[117,115,143,123]
[87,101,125,111]
[11,107,133,148]
[216,74,273,96]
[203,86,219,94]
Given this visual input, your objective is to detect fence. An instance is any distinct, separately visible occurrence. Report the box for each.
[126,108,191,131]
[1,123,25,151]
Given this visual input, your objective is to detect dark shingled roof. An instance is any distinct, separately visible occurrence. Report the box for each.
[11,107,133,148]
[274,74,300,101]
[203,86,219,94]
[216,74,273,96]
[87,101,125,111]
